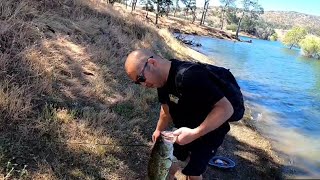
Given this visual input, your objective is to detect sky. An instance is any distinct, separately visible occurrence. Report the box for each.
[195,0,320,16]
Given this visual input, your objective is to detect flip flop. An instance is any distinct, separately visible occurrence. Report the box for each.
[208,156,236,169]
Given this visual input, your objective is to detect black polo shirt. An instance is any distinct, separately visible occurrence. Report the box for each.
[157,59,230,145]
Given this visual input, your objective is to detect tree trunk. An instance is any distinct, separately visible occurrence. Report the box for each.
[201,0,209,25]
[131,0,137,12]
[220,10,225,29]
[200,7,205,25]
[203,7,208,23]
[220,4,228,30]
[131,0,134,12]
[289,44,294,49]
[156,0,160,24]
[191,11,196,23]
[174,0,178,17]
[235,12,244,39]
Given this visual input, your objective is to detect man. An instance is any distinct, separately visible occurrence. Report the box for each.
[125,49,234,180]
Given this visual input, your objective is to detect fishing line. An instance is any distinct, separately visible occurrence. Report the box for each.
[47,141,150,147]
[0,138,150,147]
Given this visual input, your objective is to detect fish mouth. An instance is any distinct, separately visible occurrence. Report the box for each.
[161,131,177,144]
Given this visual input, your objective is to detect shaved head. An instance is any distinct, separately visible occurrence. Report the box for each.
[124,49,171,88]
[125,49,154,79]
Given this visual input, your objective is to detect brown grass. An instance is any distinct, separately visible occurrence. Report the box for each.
[128,6,238,41]
[0,0,210,179]
[0,0,285,179]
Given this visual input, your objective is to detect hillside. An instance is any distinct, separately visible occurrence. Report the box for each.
[0,0,210,179]
[261,11,320,31]
[173,7,320,36]
[0,1,285,179]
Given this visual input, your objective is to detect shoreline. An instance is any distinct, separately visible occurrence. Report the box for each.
[194,60,287,179]
[0,1,288,179]
[187,37,319,178]
[129,7,240,41]
[125,4,289,179]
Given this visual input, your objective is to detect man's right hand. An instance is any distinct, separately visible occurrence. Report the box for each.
[152,129,161,143]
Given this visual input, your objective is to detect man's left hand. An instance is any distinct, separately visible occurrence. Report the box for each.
[173,127,200,145]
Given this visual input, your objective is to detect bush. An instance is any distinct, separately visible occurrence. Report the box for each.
[226,24,237,32]
[269,33,278,41]
[299,35,320,59]
[282,27,307,49]
[255,27,275,40]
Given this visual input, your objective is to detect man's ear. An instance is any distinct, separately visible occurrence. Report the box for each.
[148,57,157,67]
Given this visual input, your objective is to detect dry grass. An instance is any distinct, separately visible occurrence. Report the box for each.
[0,0,285,179]
[0,0,212,179]
[126,6,238,41]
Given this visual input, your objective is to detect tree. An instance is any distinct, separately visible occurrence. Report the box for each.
[219,0,236,29]
[226,8,238,24]
[141,0,173,24]
[155,0,160,24]
[253,20,275,40]
[140,0,155,19]
[235,0,263,39]
[108,0,121,5]
[155,0,173,23]
[282,27,307,49]
[181,0,196,23]
[299,35,320,59]
[131,0,138,11]
[117,0,129,8]
[162,0,173,17]
[173,0,180,17]
[200,0,210,25]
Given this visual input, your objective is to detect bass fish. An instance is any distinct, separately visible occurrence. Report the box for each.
[148,131,175,180]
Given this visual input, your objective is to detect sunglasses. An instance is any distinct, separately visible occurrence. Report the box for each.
[135,56,153,84]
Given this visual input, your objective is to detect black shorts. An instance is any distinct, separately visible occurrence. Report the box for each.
[173,132,226,176]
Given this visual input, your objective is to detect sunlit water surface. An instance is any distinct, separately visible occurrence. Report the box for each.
[185,35,320,178]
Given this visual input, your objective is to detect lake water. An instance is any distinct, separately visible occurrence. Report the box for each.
[185,35,320,178]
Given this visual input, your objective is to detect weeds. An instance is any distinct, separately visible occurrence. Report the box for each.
[2,159,28,179]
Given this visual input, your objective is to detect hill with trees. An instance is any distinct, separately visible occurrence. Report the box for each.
[261,11,320,35]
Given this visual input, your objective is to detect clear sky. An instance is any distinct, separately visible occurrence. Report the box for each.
[196,0,320,16]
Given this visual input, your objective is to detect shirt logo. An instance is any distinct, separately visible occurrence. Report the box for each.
[169,94,179,104]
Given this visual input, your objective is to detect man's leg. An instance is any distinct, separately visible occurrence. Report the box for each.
[180,142,214,179]
[169,143,190,180]
[168,161,180,179]
[179,149,218,180]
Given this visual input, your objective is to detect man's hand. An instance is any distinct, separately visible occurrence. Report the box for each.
[173,127,200,145]
[152,129,161,143]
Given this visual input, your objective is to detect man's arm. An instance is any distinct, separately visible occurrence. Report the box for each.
[174,97,233,145]
[194,97,233,137]
[173,65,234,145]
[153,104,172,142]
[156,104,172,131]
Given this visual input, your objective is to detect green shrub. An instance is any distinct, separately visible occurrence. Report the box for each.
[282,27,307,49]
[226,24,237,32]
[299,35,320,59]
[269,33,278,41]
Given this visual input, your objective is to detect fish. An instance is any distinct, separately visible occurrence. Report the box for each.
[148,131,175,180]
